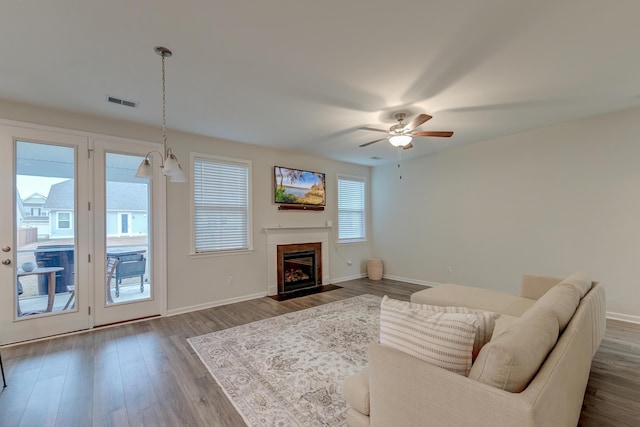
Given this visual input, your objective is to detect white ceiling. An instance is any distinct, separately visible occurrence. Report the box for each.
[2,0,640,166]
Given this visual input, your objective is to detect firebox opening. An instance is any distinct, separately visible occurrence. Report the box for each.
[283,250,316,292]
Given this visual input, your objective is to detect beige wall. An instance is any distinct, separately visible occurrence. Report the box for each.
[372,106,640,320]
[1,100,371,313]
[166,132,371,311]
[9,98,637,320]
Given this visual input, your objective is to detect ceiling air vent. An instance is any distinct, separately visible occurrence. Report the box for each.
[106,95,138,108]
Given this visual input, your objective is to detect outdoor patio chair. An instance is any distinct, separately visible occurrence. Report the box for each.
[63,257,118,309]
[1,351,6,387]
[105,257,118,304]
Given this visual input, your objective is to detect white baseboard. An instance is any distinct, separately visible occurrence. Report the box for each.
[382,274,441,288]
[166,292,267,317]
[331,273,367,284]
[606,311,640,324]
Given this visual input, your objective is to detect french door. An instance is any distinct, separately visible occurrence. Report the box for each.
[91,137,165,326]
[0,122,166,344]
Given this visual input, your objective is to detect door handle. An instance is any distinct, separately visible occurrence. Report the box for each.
[1,259,11,265]
[1,246,9,252]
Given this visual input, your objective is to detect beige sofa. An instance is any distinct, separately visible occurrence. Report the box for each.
[344,273,606,427]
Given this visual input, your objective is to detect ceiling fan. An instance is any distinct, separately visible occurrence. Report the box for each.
[358,112,453,150]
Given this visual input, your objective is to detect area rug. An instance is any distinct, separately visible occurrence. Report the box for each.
[188,294,381,427]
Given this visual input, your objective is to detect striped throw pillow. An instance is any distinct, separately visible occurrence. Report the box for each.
[380,296,478,376]
[382,296,499,360]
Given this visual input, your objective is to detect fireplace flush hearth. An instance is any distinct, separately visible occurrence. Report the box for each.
[277,243,322,295]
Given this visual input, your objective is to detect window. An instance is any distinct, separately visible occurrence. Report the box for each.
[337,175,366,242]
[57,212,71,229]
[192,154,252,253]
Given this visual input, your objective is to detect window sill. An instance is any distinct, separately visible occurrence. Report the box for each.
[337,239,368,245]
[189,248,254,258]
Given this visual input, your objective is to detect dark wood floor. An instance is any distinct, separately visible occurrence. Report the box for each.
[0,278,638,426]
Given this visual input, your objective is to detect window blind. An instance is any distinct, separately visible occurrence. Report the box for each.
[193,156,250,252]
[338,176,366,241]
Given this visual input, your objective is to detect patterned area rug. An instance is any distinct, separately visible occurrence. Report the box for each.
[188,294,381,427]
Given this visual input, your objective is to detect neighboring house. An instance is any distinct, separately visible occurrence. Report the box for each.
[15,188,25,228]
[105,181,149,237]
[43,180,75,239]
[44,180,148,238]
[21,192,50,238]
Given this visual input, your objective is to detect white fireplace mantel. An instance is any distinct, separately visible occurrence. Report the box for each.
[263,225,332,233]
[264,226,331,296]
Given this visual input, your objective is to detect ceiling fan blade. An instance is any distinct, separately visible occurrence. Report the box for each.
[359,126,389,134]
[403,114,432,131]
[359,137,387,148]
[401,142,414,150]
[411,131,454,138]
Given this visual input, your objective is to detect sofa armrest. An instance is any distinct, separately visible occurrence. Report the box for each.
[344,367,370,415]
[368,343,535,427]
[520,274,562,300]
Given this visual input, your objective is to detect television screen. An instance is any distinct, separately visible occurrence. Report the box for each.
[274,166,326,206]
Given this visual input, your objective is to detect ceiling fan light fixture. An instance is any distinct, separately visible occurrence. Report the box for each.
[389,134,412,147]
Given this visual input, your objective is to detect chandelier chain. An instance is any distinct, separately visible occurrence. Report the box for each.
[161,52,167,149]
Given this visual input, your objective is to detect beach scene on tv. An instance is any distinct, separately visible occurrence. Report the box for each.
[274,166,326,206]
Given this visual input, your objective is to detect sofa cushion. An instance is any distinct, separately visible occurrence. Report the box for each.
[380,296,477,376]
[411,283,536,317]
[558,272,592,298]
[468,308,559,392]
[382,297,499,359]
[344,367,370,415]
[531,283,580,333]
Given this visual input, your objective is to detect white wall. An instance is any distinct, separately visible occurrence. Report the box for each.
[372,106,640,321]
[0,100,372,313]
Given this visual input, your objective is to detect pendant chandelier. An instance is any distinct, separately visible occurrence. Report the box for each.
[135,46,186,183]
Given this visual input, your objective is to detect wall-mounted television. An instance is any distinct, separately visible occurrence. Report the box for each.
[274,166,326,207]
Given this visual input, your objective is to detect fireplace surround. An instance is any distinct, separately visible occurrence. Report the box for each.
[264,226,331,296]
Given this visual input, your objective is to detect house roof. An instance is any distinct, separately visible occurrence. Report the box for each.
[23,193,47,205]
[45,180,148,211]
[1,1,640,166]
[106,182,148,211]
[43,180,74,210]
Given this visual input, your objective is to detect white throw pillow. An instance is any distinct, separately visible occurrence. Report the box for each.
[380,296,478,376]
[381,296,499,360]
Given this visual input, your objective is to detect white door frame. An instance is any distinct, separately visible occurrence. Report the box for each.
[0,119,167,344]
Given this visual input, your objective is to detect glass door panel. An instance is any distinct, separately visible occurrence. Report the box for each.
[105,153,151,306]
[15,141,78,316]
